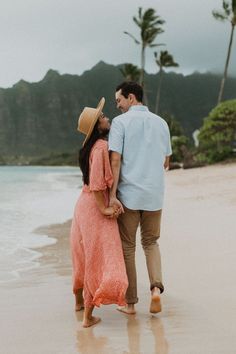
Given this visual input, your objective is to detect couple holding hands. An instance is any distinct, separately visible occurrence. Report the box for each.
[70,81,172,328]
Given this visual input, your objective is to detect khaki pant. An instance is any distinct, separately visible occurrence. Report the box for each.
[118,206,164,304]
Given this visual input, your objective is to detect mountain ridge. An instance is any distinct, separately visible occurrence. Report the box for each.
[0,61,235,163]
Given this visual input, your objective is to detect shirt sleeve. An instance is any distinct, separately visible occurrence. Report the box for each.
[89,146,113,191]
[108,119,124,154]
[165,123,172,156]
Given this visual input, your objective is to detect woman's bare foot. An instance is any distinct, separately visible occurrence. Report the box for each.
[150,287,162,314]
[75,303,84,311]
[83,316,101,328]
[83,306,101,328]
[75,289,84,312]
[117,304,136,315]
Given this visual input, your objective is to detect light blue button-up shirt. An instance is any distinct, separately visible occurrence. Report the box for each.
[108,105,172,211]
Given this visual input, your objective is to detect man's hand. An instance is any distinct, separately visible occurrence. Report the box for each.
[109,196,124,215]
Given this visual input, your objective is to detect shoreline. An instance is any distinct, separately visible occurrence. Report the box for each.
[33,220,73,277]
[1,163,236,354]
[0,157,235,167]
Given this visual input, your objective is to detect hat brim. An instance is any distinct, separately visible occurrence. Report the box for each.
[82,97,105,146]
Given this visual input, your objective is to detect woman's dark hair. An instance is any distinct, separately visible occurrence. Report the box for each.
[116,81,143,102]
[78,121,107,185]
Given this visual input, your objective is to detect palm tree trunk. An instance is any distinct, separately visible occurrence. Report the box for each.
[140,45,145,87]
[218,23,235,104]
[155,68,163,114]
[140,45,149,105]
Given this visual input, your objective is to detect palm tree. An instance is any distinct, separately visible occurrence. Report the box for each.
[213,0,236,103]
[154,51,179,114]
[124,7,165,89]
[120,63,141,82]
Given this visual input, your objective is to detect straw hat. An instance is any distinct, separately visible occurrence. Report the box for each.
[77,97,105,146]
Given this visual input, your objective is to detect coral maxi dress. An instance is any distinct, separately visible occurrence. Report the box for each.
[70,139,128,307]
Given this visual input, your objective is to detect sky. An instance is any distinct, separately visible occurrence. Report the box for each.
[0,0,235,88]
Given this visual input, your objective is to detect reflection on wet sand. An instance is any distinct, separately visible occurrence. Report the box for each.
[148,317,168,354]
[125,316,141,354]
[75,311,168,354]
[76,310,110,354]
[77,327,109,354]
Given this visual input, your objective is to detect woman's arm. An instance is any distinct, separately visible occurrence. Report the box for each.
[93,190,115,216]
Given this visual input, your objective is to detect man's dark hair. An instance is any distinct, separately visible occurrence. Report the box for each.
[116,81,143,102]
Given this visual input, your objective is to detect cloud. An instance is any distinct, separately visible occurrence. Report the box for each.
[0,0,235,87]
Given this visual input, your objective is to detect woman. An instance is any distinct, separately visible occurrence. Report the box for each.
[70,98,128,328]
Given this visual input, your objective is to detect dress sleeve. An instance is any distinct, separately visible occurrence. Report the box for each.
[89,146,114,191]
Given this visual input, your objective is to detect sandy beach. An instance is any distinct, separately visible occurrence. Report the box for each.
[1,163,236,354]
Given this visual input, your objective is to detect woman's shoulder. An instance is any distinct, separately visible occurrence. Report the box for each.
[92,139,108,151]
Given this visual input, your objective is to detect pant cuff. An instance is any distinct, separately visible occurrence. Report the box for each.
[150,282,164,294]
[126,297,139,305]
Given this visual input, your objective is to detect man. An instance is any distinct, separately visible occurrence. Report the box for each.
[108,81,172,315]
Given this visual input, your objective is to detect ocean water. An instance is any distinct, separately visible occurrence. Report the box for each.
[0,166,82,283]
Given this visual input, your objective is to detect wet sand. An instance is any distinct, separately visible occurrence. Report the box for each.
[1,163,236,354]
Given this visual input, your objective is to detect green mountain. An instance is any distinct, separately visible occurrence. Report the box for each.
[0,61,235,164]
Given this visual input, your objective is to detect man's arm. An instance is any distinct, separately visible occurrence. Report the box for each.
[164,156,170,170]
[109,151,124,213]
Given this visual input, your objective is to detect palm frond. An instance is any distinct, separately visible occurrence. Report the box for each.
[120,63,141,82]
[149,43,165,48]
[131,7,165,47]
[223,0,231,16]
[142,27,164,44]
[138,7,142,20]
[233,0,236,15]
[152,18,165,26]
[212,0,232,21]
[165,62,179,68]
[212,10,228,21]
[124,31,140,45]
[133,16,142,28]
[154,50,179,69]
[143,8,156,20]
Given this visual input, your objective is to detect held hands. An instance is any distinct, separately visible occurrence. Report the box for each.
[107,196,124,218]
[93,190,123,219]
[100,196,125,219]
[102,206,119,218]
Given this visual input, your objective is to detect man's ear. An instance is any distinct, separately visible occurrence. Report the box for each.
[128,93,135,102]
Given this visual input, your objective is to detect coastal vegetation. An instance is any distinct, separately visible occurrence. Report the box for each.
[197,99,236,163]
[120,64,140,82]
[0,63,235,166]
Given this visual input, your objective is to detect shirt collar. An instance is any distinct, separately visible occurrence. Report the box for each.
[128,105,149,112]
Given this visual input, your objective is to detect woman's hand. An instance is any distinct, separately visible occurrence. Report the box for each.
[93,191,122,218]
[109,196,124,214]
[101,206,122,218]
[102,206,115,216]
